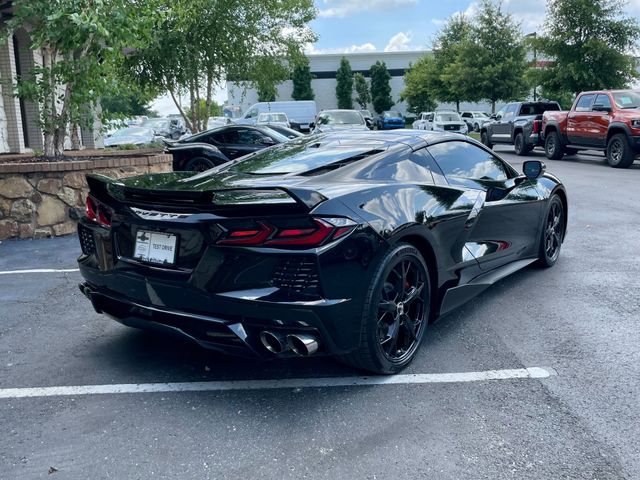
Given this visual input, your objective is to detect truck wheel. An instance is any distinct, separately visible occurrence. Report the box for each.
[481,131,493,149]
[473,122,480,132]
[514,133,529,156]
[606,133,635,168]
[544,131,565,160]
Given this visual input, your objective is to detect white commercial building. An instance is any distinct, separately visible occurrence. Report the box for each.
[227,51,427,117]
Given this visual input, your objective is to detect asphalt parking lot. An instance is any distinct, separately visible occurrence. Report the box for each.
[1,147,639,479]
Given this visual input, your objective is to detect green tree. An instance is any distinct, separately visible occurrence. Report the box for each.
[101,85,157,118]
[291,56,315,101]
[433,14,479,111]
[370,61,394,114]
[353,73,371,110]
[335,57,353,109]
[4,0,146,156]
[535,0,639,99]
[400,56,438,114]
[185,99,222,121]
[126,0,316,133]
[458,0,528,112]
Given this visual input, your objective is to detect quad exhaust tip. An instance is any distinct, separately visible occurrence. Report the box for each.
[286,333,319,356]
[260,331,287,354]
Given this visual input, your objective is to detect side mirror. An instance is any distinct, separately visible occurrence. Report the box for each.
[523,160,546,180]
[490,114,497,120]
[592,104,612,113]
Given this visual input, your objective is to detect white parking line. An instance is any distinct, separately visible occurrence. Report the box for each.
[0,367,553,399]
[0,268,79,275]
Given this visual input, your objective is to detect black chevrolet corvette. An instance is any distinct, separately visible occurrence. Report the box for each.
[77,130,567,374]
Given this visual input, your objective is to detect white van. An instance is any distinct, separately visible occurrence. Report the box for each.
[235,101,316,131]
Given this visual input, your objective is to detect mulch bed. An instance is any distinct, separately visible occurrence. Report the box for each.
[0,148,164,164]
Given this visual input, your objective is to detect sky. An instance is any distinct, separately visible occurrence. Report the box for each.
[152,0,640,115]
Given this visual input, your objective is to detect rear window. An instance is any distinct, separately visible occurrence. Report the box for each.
[519,103,560,115]
[231,137,384,175]
[384,111,402,118]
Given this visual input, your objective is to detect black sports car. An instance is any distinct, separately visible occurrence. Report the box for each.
[77,131,567,374]
[166,125,289,172]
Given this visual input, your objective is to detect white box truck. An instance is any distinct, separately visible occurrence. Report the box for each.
[234,101,317,132]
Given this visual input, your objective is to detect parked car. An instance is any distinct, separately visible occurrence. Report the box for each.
[165,125,289,172]
[104,127,157,147]
[207,116,232,130]
[412,112,434,130]
[429,111,468,134]
[542,90,640,168]
[311,109,369,133]
[263,124,305,139]
[481,101,561,156]
[376,110,405,130]
[77,130,567,374]
[142,118,186,140]
[235,100,316,132]
[461,111,490,132]
[256,112,290,128]
[359,110,374,129]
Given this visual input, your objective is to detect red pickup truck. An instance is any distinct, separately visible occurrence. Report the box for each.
[542,90,640,168]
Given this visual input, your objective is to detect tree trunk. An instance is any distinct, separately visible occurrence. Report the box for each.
[54,126,66,157]
[70,123,81,150]
[168,87,193,132]
[456,100,460,112]
[491,100,496,113]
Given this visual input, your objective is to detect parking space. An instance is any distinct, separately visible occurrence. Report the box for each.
[1,148,639,479]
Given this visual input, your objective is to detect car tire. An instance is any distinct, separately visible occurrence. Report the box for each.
[514,132,529,156]
[606,133,635,168]
[184,157,216,172]
[537,195,565,268]
[544,131,565,160]
[474,122,480,132]
[481,131,493,149]
[340,243,431,374]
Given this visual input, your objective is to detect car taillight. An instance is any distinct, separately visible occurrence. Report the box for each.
[533,120,541,134]
[217,217,356,248]
[85,195,112,228]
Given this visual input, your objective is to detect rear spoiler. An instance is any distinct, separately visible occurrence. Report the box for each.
[85,174,327,212]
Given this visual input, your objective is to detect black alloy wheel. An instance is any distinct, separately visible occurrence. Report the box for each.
[185,157,216,172]
[606,133,635,168]
[544,131,565,160]
[342,244,430,374]
[481,131,493,149]
[538,195,565,268]
[514,132,528,156]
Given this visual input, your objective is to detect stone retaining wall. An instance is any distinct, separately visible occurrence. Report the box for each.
[0,153,172,240]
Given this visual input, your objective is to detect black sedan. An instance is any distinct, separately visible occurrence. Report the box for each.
[166,125,289,172]
[77,131,567,374]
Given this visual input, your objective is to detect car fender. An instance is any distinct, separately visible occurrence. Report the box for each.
[606,122,634,144]
[542,120,566,144]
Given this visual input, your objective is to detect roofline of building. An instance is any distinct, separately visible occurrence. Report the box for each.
[305,50,432,58]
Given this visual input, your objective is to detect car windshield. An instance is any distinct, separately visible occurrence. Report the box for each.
[474,112,489,118]
[317,111,364,125]
[613,91,640,109]
[143,119,169,128]
[258,113,287,123]
[383,111,402,118]
[435,113,461,122]
[111,127,151,137]
[360,110,372,117]
[231,136,379,175]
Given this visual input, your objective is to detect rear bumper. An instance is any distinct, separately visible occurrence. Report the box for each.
[78,280,353,358]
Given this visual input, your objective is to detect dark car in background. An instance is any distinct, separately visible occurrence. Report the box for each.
[165,125,289,172]
[77,130,567,374]
[481,101,561,155]
[376,110,405,130]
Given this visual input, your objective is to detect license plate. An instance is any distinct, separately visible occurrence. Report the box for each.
[134,230,177,265]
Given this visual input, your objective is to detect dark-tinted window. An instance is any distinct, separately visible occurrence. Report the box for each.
[427,141,510,181]
[236,129,268,145]
[575,94,595,112]
[594,94,612,110]
[519,102,560,115]
[354,149,441,184]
